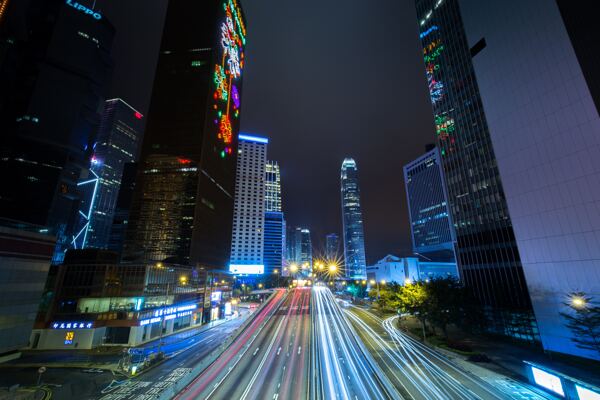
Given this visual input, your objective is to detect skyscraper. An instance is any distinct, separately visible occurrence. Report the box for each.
[0,0,115,263]
[299,228,313,272]
[340,158,367,279]
[325,233,340,261]
[124,0,247,268]
[403,146,456,263]
[457,0,600,360]
[265,161,282,212]
[415,0,536,340]
[72,98,143,250]
[230,134,268,275]
[263,160,284,275]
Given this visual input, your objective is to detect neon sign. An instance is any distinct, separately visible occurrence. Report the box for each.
[52,321,93,329]
[65,0,102,20]
[138,303,198,326]
[212,0,245,158]
[420,25,438,39]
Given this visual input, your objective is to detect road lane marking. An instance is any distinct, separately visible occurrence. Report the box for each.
[277,347,281,355]
[298,346,302,355]
[253,347,260,356]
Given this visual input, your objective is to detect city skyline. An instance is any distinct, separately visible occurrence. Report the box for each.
[1,0,600,398]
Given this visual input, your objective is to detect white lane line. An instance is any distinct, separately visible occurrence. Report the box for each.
[298,346,302,355]
[253,347,260,356]
[277,347,281,355]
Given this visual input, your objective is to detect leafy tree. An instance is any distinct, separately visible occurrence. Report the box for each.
[425,277,463,338]
[397,281,429,340]
[560,292,600,356]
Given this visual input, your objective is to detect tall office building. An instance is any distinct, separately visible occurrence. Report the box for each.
[403,147,456,263]
[325,233,340,261]
[299,228,313,271]
[107,162,137,257]
[263,160,284,275]
[124,155,198,264]
[72,98,143,250]
[340,158,367,279]
[0,0,115,263]
[263,212,284,275]
[124,0,247,268]
[415,0,536,341]
[229,134,268,274]
[457,0,600,360]
[286,225,300,264]
[265,161,282,212]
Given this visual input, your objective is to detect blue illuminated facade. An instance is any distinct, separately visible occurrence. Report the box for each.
[73,98,143,250]
[403,147,456,263]
[263,211,284,275]
[340,158,367,279]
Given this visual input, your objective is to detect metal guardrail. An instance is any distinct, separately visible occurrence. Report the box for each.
[155,291,285,400]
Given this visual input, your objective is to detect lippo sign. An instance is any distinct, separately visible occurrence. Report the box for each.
[65,0,102,20]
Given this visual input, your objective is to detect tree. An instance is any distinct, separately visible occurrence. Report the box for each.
[560,292,600,356]
[397,281,429,340]
[425,277,463,338]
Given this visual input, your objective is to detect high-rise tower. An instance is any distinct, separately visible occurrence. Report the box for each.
[415,0,536,340]
[325,233,340,261]
[457,0,600,360]
[340,158,367,279]
[72,98,143,250]
[124,0,247,267]
[0,0,115,263]
[264,160,284,275]
[403,147,456,263]
[230,134,268,274]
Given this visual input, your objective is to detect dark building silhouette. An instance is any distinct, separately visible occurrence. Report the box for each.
[123,0,247,268]
[0,0,114,263]
[415,0,537,341]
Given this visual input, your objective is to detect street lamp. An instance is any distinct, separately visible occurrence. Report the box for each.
[571,295,587,309]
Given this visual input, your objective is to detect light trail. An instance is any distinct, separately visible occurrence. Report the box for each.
[345,306,547,400]
[313,286,400,400]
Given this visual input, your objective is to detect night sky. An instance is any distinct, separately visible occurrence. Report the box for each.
[99,0,435,264]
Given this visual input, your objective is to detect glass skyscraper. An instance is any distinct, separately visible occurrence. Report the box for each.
[403,146,456,263]
[72,98,143,250]
[340,158,367,279]
[325,233,340,261]
[458,0,600,360]
[263,160,284,275]
[265,161,282,212]
[415,0,537,341]
[125,0,247,268]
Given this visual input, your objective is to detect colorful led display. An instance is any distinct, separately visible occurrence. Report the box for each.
[212,0,246,158]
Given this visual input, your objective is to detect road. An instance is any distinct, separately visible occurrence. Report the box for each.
[345,306,552,400]
[312,286,400,400]
[175,288,309,400]
[93,311,253,400]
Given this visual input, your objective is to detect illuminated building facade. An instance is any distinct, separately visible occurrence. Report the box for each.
[403,147,456,263]
[458,0,600,360]
[31,249,232,350]
[325,233,340,261]
[265,161,282,212]
[126,0,247,268]
[0,0,114,263]
[299,228,313,271]
[340,158,367,279]
[230,134,267,275]
[415,0,537,341]
[73,99,143,250]
[263,160,284,275]
[124,156,198,264]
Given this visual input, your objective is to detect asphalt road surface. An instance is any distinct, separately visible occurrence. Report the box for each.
[175,288,310,400]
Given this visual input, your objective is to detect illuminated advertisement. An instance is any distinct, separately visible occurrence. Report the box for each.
[138,303,197,326]
[229,264,264,274]
[64,331,75,345]
[52,321,93,329]
[531,367,564,397]
[576,385,600,400]
[212,0,246,159]
[211,291,222,302]
[224,302,232,316]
